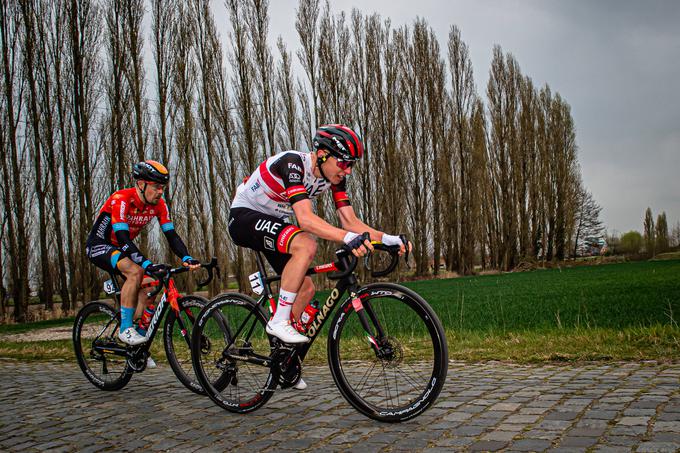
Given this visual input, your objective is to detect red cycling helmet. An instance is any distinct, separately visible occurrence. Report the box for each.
[313,124,364,161]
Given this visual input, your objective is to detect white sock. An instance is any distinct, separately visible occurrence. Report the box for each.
[272,289,297,324]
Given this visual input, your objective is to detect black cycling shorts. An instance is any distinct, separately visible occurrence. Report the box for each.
[228,207,303,274]
[86,240,123,276]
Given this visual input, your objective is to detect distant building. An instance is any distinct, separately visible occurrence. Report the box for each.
[578,236,608,256]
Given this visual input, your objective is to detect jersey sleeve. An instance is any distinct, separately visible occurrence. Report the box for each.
[156,199,174,233]
[270,153,309,205]
[157,199,191,261]
[110,193,131,234]
[331,178,351,209]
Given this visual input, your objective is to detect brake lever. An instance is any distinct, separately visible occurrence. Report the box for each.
[399,234,411,270]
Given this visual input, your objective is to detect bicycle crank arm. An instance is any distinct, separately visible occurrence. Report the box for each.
[92,342,128,357]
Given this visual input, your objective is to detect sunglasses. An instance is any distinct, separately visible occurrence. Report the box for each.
[335,157,355,170]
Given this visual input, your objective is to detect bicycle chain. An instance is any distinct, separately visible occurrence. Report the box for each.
[271,344,302,389]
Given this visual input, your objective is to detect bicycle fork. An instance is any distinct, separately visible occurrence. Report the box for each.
[348,288,389,358]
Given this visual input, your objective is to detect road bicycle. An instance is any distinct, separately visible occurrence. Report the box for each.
[73,258,218,394]
[191,235,448,422]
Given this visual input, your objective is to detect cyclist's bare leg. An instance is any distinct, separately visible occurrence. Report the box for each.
[280,232,317,295]
[134,276,156,319]
[117,258,144,310]
[269,232,316,333]
[292,277,315,322]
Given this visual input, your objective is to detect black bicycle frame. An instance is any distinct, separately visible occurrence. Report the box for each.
[222,249,391,365]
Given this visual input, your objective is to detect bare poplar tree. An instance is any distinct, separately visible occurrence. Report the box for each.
[572,186,604,257]
[227,0,261,171]
[643,207,655,258]
[655,212,669,255]
[192,0,225,295]
[121,0,146,162]
[246,0,278,154]
[151,0,176,216]
[275,37,299,150]
[20,0,54,309]
[66,0,102,302]
[104,0,132,192]
[487,46,520,270]
[170,2,197,268]
[1,0,31,321]
[447,25,476,274]
[295,0,321,131]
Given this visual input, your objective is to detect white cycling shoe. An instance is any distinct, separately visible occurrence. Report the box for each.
[293,377,307,390]
[118,327,148,346]
[266,320,310,344]
[146,355,157,369]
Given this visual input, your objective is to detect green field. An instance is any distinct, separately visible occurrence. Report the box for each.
[1,260,679,363]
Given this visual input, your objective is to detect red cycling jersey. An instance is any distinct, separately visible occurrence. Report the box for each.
[98,188,173,246]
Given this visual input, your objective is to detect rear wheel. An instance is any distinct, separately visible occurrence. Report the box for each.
[191,293,277,413]
[328,283,448,422]
[73,302,133,391]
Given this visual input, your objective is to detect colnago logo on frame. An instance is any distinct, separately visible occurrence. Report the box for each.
[306,287,340,337]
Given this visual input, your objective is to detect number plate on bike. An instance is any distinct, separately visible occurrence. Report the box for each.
[249,272,264,295]
[103,279,117,295]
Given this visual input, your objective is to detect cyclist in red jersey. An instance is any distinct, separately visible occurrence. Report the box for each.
[229,125,411,358]
[86,161,200,346]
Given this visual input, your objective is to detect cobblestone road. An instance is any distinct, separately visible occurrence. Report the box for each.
[0,360,678,452]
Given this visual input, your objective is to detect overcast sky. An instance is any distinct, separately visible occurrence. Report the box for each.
[211,1,680,235]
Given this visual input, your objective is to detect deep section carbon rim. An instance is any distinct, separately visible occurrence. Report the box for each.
[328,283,448,421]
[164,295,209,395]
[73,302,132,391]
[192,293,276,413]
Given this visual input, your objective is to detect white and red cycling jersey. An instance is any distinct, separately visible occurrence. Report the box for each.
[231,150,351,219]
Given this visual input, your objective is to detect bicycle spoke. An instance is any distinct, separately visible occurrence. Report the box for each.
[330,285,447,421]
[192,294,276,413]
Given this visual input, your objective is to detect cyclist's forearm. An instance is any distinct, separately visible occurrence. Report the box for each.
[298,214,347,242]
[341,219,382,241]
[163,229,190,261]
[337,207,382,242]
[114,230,152,269]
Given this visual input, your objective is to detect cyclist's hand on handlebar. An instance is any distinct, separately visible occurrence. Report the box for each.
[145,263,169,279]
[382,233,412,256]
[343,232,373,257]
[182,256,201,271]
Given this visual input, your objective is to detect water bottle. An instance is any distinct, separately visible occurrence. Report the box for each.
[299,300,320,331]
[136,304,156,336]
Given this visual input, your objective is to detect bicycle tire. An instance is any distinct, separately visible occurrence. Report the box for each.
[164,295,213,395]
[327,282,448,422]
[191,292,277,413]
[73,301,133,391]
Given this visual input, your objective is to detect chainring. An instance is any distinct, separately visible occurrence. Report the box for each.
[271,346,302,389]
[127,349,148,372]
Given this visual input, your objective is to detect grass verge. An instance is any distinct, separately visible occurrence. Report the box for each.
[2,325,678,365]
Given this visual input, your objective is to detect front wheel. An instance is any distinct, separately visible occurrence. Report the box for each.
[328,283,448,422]
[164,295,210,395]
[73,302,133,391]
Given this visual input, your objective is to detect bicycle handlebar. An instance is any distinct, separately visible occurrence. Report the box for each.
[146,257,220,298]
[327,233,410,280]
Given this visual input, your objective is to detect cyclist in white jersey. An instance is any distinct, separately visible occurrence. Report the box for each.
[228,125,410,354]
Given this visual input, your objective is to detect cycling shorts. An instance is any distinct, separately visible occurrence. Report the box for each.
[228,207,303,274]
[86,239,124,276]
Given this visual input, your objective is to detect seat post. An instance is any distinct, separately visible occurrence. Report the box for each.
[254,251,268,279]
